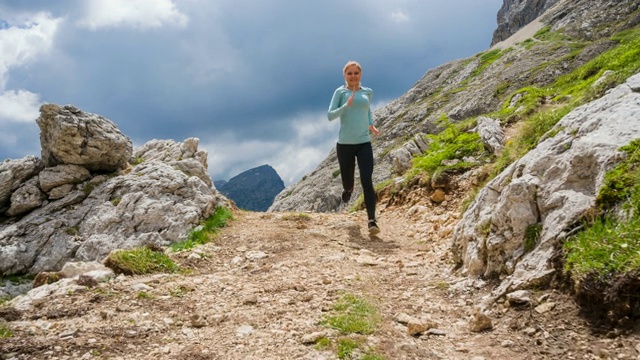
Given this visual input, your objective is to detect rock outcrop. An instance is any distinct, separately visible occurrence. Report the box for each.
[0,104,226,276]
[452,73,640,298]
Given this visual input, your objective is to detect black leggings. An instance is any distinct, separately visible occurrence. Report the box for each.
[336,142,376,220]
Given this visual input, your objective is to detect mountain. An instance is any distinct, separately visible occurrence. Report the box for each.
[217,164,284,212]
[269,0,640,214]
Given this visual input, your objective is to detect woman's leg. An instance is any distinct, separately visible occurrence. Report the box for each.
[336,143,356,201]
[355,142,376,220]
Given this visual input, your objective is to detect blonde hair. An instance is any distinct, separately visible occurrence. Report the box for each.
[343,60,362,88]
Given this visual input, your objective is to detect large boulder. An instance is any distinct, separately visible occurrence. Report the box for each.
[37,104,132,171]
[452,72,640,298]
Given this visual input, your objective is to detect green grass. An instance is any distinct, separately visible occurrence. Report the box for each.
[104,247,181,275]
[314,337,332,351]
[407,119,487,182]
[65,226,79,236]
[564,139,640,279]
[322,294,380,335]
[317,293,385,359]
[596,139,640,210]
[469,49,505,79]
[82,183,96,196]
[336,338,360,359]
[524,223,542,252]
[136,291,154,299]
[565,216,640,277]
[130,156,144,165]
[554,29,640,103]
[171,206,233,252]
[0,322,12,338]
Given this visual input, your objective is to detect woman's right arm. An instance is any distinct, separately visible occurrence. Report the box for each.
[327,88,346,121]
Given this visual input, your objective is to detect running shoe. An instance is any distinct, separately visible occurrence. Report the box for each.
[368,219,380,235]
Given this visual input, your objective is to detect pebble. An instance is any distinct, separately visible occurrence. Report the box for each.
[535,302,556,314]
[236,325,254,337]
[58,328,78,339]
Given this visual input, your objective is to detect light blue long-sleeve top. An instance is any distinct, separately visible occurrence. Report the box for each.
[327,85,373,145]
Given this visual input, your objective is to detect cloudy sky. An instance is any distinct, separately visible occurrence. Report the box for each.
[0,0,502,185]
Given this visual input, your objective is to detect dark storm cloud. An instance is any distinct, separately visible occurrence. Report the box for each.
[0,0,503,184]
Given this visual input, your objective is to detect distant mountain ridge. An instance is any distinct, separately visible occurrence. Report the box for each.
[215,164,284,212]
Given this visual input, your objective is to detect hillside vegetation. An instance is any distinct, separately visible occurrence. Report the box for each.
[374,23,640,325]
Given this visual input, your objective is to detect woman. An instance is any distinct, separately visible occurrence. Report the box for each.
[327,60,381,234]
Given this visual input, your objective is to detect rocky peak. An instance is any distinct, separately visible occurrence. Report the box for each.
[217,164,285,212]
[491,0,560,45]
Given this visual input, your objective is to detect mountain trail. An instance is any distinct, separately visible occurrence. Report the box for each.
[2,198,640,359]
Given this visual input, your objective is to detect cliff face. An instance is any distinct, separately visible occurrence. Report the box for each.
[217,164,285,212]
[491,0,561,46]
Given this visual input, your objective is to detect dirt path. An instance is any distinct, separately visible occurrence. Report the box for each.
[2,202,640,359]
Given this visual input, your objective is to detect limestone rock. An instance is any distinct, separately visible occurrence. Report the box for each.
[477,116,504,153]
[0,156,44,213]
[389,134,430,175]
[430,189,446,204]
[506,290,531,305]
[6,177,47,216]
[452,73,640,295]
[38,164,91,192]
[37,104,132,171]
[133,137,213,188]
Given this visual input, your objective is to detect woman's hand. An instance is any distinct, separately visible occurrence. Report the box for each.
[347,89,355,107]
[369,125,380,136]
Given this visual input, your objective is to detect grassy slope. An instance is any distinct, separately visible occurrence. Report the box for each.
[380,24,640,324]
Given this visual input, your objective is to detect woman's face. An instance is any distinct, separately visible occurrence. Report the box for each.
[344,65,361,88]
